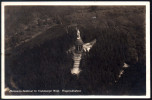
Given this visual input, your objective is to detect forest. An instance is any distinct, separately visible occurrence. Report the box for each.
[5,6,146,95]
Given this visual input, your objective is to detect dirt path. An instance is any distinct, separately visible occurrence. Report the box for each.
[6,24,57,52]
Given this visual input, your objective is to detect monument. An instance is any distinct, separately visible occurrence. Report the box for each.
[67,28,96,75]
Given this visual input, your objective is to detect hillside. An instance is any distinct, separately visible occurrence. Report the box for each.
[5,6,146,95]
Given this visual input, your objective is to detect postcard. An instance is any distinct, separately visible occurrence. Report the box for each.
[1,1,150,99]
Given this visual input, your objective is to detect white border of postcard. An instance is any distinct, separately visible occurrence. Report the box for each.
[1,1,150,99]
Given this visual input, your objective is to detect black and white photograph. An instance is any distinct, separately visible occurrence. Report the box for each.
[1,1,150,99]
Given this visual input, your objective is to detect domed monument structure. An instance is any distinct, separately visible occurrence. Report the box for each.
[75,29,84,53]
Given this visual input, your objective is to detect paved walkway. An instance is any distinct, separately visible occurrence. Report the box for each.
[71,53,82,75]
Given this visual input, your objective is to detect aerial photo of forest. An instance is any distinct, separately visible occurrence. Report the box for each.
[5,6,146,95]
